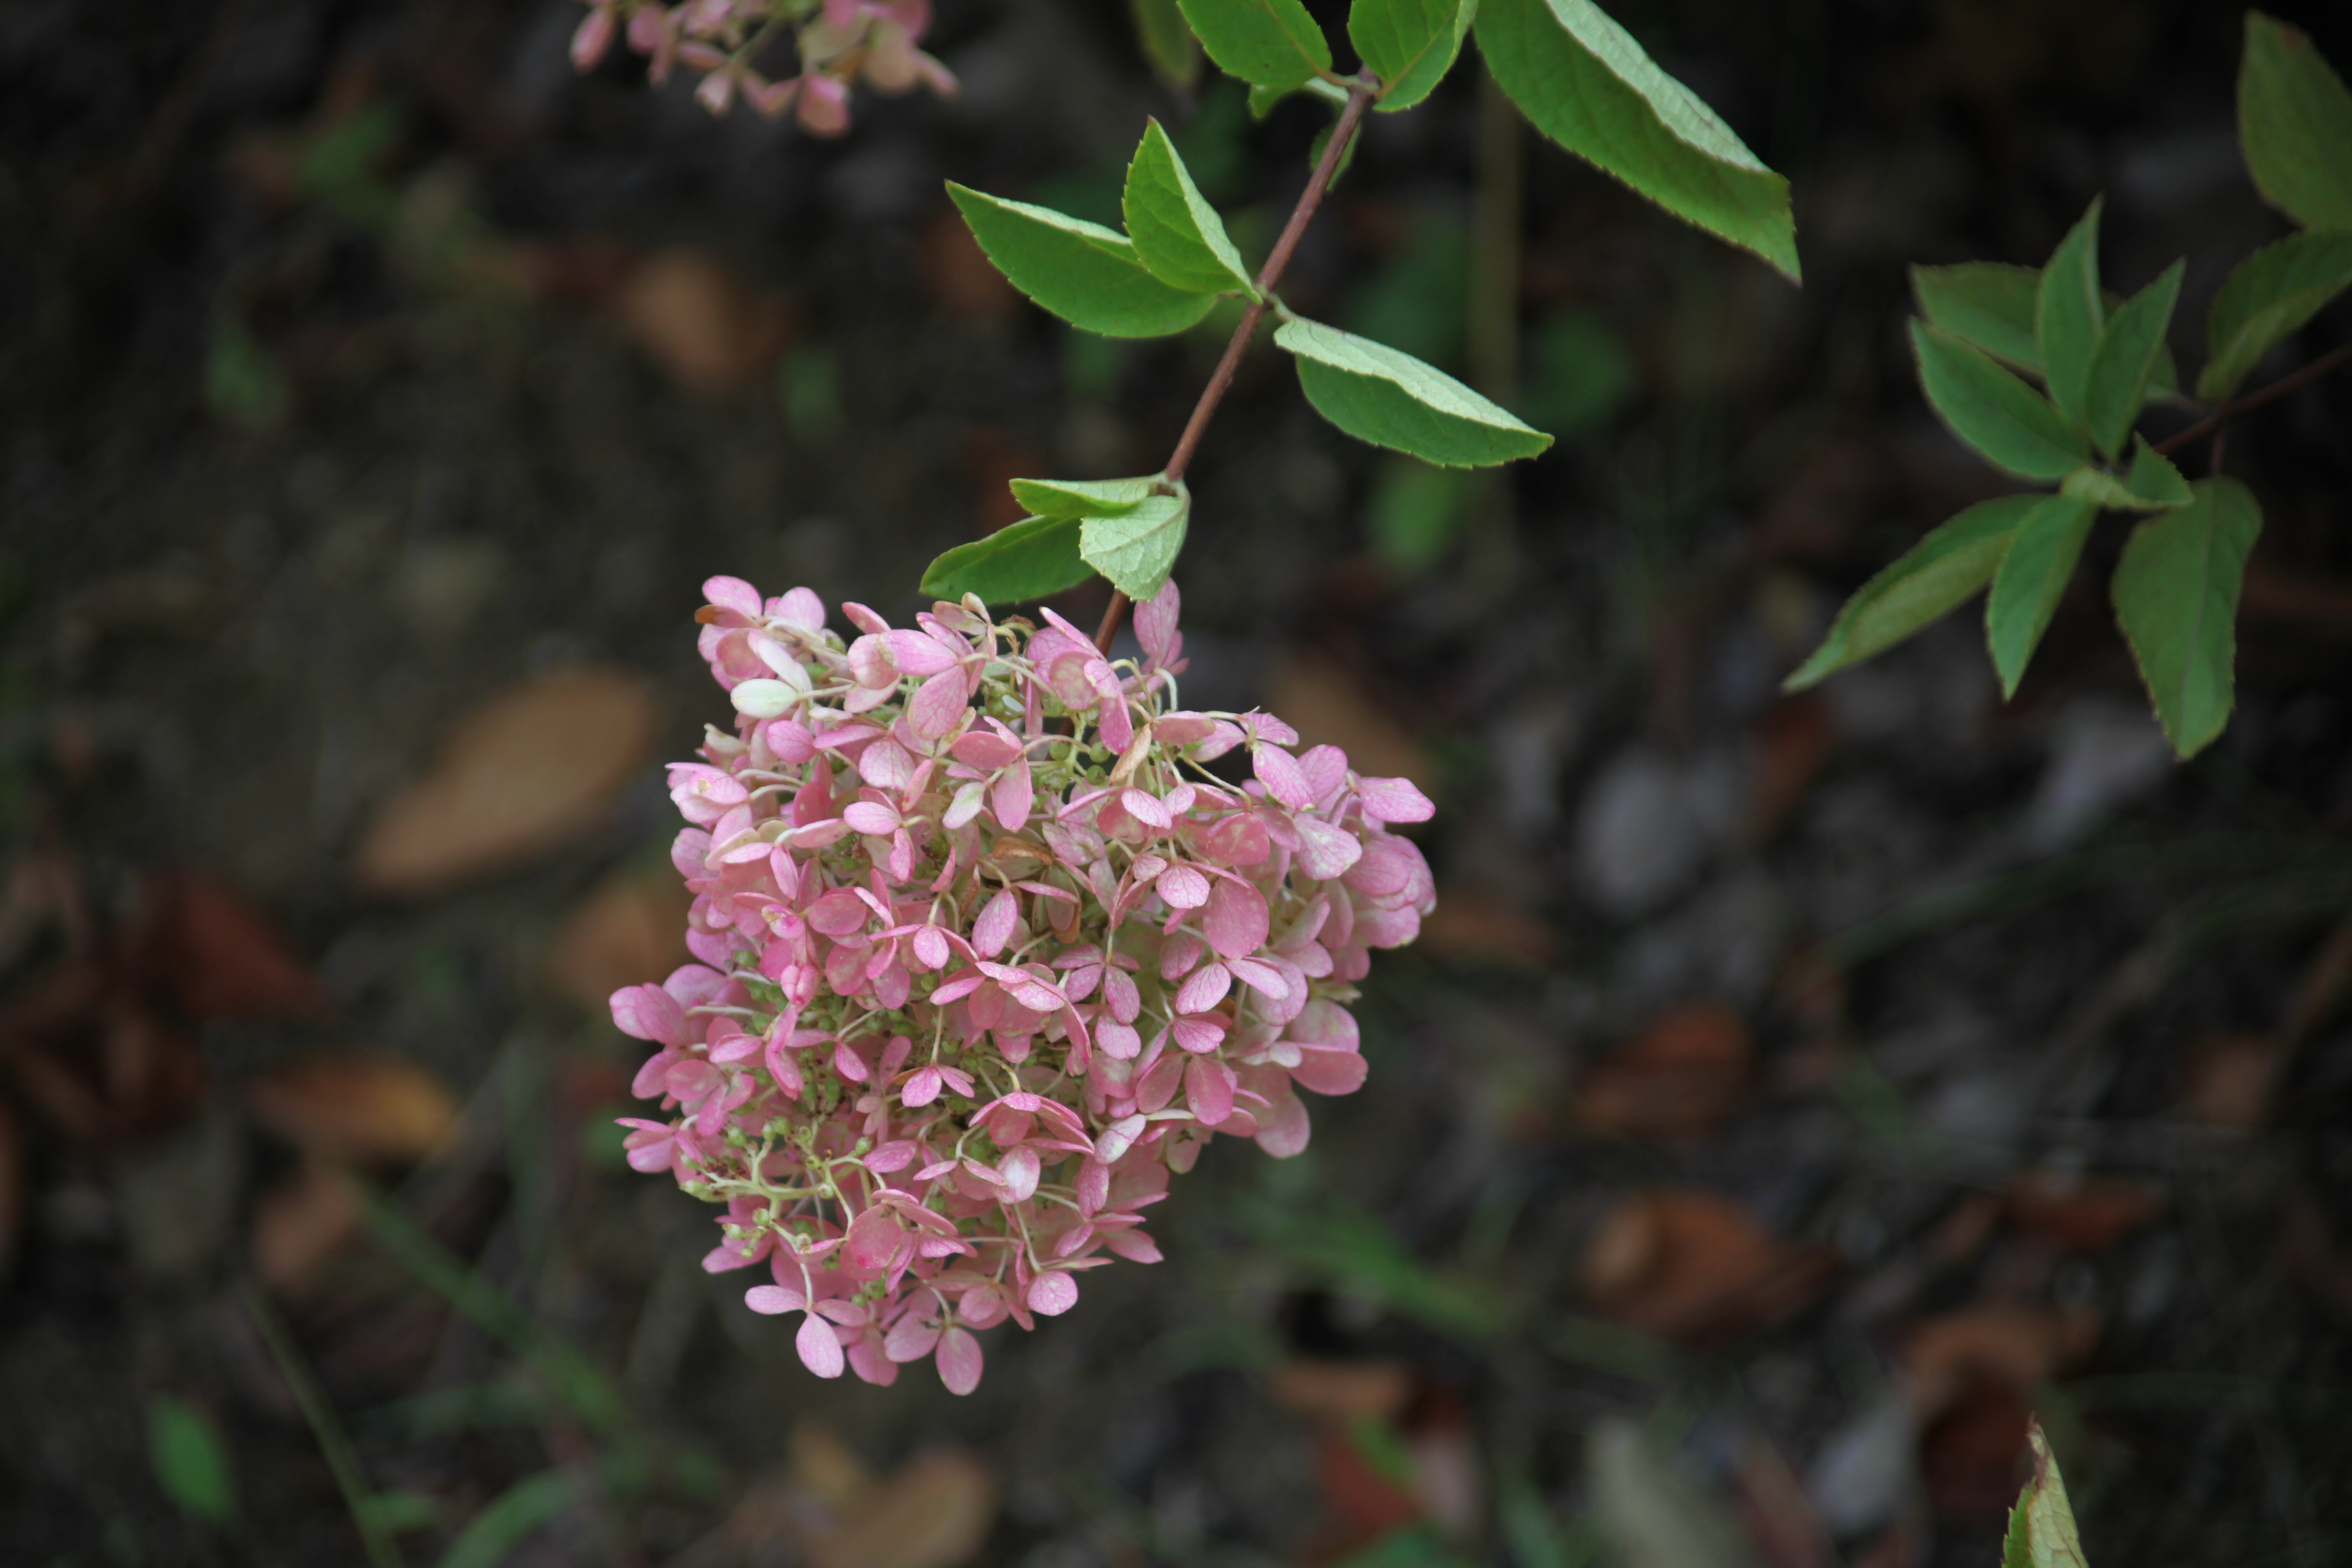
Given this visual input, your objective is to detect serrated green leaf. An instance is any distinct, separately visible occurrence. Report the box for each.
[1915,261,2046,374]
[946,184,1218,338]
[1475,0,1799,281]
[1986,495,2098,697]
[2003,1420,2090,1568]
[921,516,1093,604]
[2113,476,2261,759]
[1916,260,2182,398]
[2199,230,2352,400]
[2240,13,2352,232]
[1912,322,2090,480]
[1177,0,1333,92]
[2059,441,2193,512]
[149,1396,237,1527]
[2037,197,2106,428]
[1784,494,2039,690]
[1354,0,1475,112]
[1277,315,1552,465]
[1081,492,1192,598]
[1124,121,1258,296]
[1008,475,1164,518]
[1129,0,1202,90]
[2084,258,2184,458]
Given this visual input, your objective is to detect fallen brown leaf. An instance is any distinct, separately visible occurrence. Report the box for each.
[1916,1380,2031,1522]
[1271,1358,1415,1426]
[244,1054,459,1166]
[250,1155,363,1295]
[807,1449,997,1568]
[1573,1003,1754,1142]
[1265,653,1440,798]
[2178,1032,2283,1132]
[1308,1426,1424,1562]
[133,869,328,1022]
[1742,694,1835,846]
[2001,1174,2164,1252]
[543,865,691,1014]
[614,249,795,397]
[353,668,658,897]
[1580,1189,1835,1344]
[0,961,206,1145]
[1896,1303,2102,1417]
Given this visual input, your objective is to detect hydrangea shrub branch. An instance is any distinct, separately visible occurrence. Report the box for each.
[570,0,1807,1391]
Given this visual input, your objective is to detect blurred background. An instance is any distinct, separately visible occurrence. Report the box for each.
[6,0,2352,1564]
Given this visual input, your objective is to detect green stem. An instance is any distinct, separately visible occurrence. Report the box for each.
[240,1278,407,1568]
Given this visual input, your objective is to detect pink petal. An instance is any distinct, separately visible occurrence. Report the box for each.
[610,983,689,1047]
[842,800,899,834]
[936,1325,983,1395]
[885,1313,942,1363]
[1357,775,1436,823]
[704,575,764,619]
[907,666,969,740]
[951,731,1021,769]
[998,1146,1042,1203]
[972,888,1019,957]
[1157,862,1210,909]
[1173,962,1231,1015]
[797,1313,847,1378]
[745,1284,805,1314]
[1253,745,1316,810]
[993,758,1034,832]
[1186,1057,1237,1124]
[1027,1271,1079,1316]
[1136,578,1181,668]
[1204,878,1270,961]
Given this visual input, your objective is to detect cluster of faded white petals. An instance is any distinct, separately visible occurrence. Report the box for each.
[612,576,1434,1393]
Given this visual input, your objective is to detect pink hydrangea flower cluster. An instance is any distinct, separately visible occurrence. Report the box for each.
[571,0,954,132]
[610,576,1436,1393]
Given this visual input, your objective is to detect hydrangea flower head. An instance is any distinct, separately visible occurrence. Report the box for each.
[612,577,1435,1393]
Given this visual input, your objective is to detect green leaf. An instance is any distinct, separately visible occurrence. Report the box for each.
[2199,230,2352,400]
[1475,0,1799,281]
[2059,441,2193,512]
[1917,259,2183,398]
[1915,261,2045,374]
[2240,13,2352,232]
[1784,494,2040,690]
[2003,1420,2090,1568]
[946,184,1218,338]
[1129,0,1202,90]
[1352,0,1475,112]
[1124,121,1258,296]
[2083,258,2184,458]
[2037,196,2106,428]
[1176,0,1333,92]
[1008,475,1164,518]
[1080,492,1192,598]
[921,516,1094,604]
[1277,315,1552,465]
[1986,495,2098,697]
[2113,476,2262,759]
[149,1396,237,1527]
[1911,322,2090,480]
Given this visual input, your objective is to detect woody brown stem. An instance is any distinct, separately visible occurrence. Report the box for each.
[1094,79,1378,655]
[2153,338,2352,459]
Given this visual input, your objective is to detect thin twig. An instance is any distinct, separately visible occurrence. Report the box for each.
[2153,338,2352,457]
[241,1277,408,1568]
[1094,80,1378,654]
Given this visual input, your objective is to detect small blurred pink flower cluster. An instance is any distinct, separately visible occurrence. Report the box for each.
[571,0,954,133]
[611,576,1434,1394]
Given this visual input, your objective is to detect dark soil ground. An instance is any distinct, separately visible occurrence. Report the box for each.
[7,1,2352,1565]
